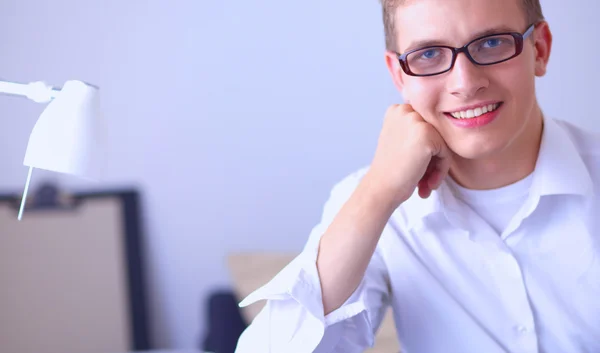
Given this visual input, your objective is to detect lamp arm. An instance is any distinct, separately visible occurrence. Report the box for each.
[0,80,60,103]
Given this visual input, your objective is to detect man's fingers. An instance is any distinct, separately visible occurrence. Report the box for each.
[427,169,441,190]
[418,178,432,199]
[418,185,431,199]
[437,153,452,185]
[424,152,452,191]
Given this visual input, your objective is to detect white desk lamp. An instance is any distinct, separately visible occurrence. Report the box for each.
[0,79,103,220]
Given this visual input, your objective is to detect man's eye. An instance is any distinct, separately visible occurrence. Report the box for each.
[420,49,440,59]
[483,38,503,48]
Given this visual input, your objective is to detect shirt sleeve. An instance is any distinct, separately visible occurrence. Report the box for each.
[234,170,391,353]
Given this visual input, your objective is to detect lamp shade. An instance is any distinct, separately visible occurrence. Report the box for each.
[23,80,103,180]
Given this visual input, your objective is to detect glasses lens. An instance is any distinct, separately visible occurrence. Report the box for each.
[468,34,517,64]
[406,47,453,75]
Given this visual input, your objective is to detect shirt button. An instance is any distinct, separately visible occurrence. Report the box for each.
[515,325,529,334]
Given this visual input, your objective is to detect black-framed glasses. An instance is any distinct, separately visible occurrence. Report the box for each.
[396,24,536,77]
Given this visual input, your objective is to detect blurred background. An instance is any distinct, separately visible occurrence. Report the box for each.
[0,0,598,352]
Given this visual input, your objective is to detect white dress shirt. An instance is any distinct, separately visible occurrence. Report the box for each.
[235,117,600,353]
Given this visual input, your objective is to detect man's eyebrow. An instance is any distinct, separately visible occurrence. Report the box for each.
[401,26,519,54]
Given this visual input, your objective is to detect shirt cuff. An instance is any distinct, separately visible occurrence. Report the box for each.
[239,250,375,350]
[239,251,325,323]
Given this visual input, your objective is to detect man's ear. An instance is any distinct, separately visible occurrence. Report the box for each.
[533,21,553,77]
[385,50,405,92]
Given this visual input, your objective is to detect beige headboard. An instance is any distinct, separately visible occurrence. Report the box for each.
[0,187,150,353]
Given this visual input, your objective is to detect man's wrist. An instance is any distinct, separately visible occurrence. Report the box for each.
[355,172,406,217]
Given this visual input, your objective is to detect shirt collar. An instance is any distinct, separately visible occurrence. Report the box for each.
[400,184,465,231]
[399,117,594,231]
[530,117,594,198]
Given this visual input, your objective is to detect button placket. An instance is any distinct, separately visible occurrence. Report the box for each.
[491,247,537,322]
[480,246,539,353]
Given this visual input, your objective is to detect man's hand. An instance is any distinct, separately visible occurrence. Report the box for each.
[366,104,452,207]
[317,104,452,315]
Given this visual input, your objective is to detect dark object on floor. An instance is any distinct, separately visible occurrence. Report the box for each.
[202,290,248,353]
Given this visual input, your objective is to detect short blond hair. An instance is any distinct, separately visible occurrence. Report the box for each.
[379,0,545,51]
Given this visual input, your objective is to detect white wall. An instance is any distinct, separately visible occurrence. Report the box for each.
[0,0,598,349]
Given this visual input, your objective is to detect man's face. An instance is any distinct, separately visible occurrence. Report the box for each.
[386,0,551,160]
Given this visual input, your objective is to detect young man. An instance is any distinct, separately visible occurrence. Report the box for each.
[235,0,600,351]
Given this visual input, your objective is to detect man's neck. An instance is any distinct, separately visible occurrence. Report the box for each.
[449,107,544,191]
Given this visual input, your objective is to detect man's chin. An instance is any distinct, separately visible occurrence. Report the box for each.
[447,140,505,160]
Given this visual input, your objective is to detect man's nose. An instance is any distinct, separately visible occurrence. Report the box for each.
[446,53,489,99]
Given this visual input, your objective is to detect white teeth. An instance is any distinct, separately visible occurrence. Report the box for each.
[449,103,500,119]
